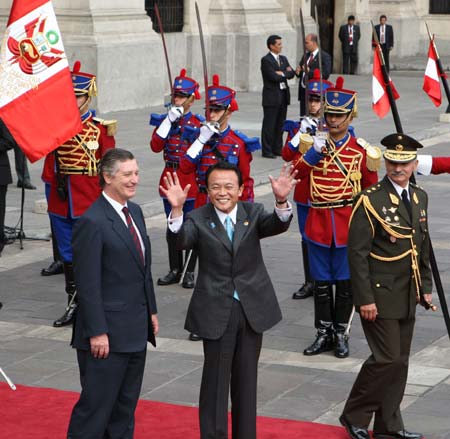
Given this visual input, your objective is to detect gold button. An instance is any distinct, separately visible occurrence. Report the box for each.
[376,283,381,288]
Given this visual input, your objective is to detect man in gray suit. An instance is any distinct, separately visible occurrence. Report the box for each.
[67,148,159,439]
[161,161,297,439]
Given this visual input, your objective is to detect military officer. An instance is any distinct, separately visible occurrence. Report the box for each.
[293,81,380,358]
[43,61,116,327]
[150,69,202,289]
[340,134,432,439]
[282,70,333,300]
[179,74,260,207]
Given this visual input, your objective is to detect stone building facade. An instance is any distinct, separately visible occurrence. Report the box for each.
[1,0,449,112]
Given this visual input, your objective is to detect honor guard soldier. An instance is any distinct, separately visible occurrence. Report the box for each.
[43,61,116,327]
[179,74,260,208]
[282,70,333,301]
[417,155,450,175]
[150,69,202,289]
[293,81,380,358]
[340,134,431,439]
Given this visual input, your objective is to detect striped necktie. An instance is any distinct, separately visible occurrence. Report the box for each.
[122,206,144,265]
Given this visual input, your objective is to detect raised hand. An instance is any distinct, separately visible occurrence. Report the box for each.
[268,164,298,202]
[159,172,191,211]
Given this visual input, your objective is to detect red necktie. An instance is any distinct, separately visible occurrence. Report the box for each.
[307,53,314,66]
[122,206,145,265]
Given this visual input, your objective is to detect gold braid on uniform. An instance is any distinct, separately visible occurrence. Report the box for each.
[350,194,422,300]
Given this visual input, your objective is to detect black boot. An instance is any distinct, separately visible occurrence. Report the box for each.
[303,282,334,355]
[334,280,353,358]
[292,241,314,299]
[158,229,183,286]
[182,250,196,289]
[41,224,64,276]
[53,262,78,327]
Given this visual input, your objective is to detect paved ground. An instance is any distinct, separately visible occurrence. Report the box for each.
[2,72,450,438]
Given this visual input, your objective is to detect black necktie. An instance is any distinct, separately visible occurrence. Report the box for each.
[401,189,412,219]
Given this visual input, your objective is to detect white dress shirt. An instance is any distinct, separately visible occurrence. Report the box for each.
[387,178,410,201]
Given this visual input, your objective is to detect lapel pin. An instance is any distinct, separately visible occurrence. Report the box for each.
[389,193,399,206]
[413,192,419,205]
[243,220,249,226]
[210,222,216,229]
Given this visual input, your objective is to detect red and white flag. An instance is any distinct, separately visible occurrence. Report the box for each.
[0,0,82,162]
[372,47,400,119]
[423,40,442,107]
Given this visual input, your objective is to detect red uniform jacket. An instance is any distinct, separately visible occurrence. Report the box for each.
[150,112,201,200]
[294,134,378,247]
[44,115,115,218]
[179,126,256,208]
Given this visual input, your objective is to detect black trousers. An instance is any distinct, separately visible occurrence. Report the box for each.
[342,47,358,74]
[200,299,263,439]
[68,348,146,439]
[381,44,390,73]
[342,317,415,433]
[0,185,7,243]
[13,144,30,184]
[261,92,288,156]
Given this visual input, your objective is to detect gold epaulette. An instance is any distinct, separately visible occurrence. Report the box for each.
[356,138,382,172]
[93,117,118,136]
[299,133,313,154]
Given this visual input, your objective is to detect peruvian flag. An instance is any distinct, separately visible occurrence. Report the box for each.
[0,0,82,162]
[423,40,442,107]
[372,47,400,118]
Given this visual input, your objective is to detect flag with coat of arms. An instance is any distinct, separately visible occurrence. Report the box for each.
[0,0,82,162]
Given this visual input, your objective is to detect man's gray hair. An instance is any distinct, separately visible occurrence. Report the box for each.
[99,148,135,188]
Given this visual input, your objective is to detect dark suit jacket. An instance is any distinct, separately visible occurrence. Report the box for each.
[71,195,157,352]
[0,120,14,186]
[339,24,361,52]
[374,24,394,49]
[261,52,295,107]
[297,50,332,101]
[348,176,431,320]
[179,202,292,339]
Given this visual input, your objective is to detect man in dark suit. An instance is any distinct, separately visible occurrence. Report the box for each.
[374,15,394,73]
[67,148,159,439]
[161,161,296,439]
[296,33,332,116]
[260,34,295,158]
[339,15,361,75]
[339,134,431,439]
[0,119,14,257]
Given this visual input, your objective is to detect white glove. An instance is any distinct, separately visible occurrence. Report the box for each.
[290,130,301,149]
[312,135,327,154]
[300,117,318,133]
[168,106,184,122]
[198,122,218,143]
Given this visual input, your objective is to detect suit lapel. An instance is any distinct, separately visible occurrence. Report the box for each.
[207,204,233,254]
[102,197,145,272]
[233,203,250,253]
[129,203,149,267]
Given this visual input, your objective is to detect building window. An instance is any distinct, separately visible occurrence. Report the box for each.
[430,0,450,13]
[145,0,184,33]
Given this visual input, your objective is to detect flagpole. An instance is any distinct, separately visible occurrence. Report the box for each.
[371,21,403,133]
[426,22,450,113]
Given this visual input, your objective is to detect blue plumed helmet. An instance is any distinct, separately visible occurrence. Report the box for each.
[324,76,358,117]
[308,69,333,98]
[173,68,201,99]
[207,74,239,112]
[71,61,97,97]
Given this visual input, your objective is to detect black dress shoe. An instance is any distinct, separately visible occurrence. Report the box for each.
[262,153,276,159]
[339,415,370,439]
[303,333,334,356]
[373,430,423,439]
[53,303,77,327]
[41,260,64,276]
[182,271,195,289]
[157,269,181,286]
[334,332,350,358]
[17,181,37,190]
[189,333,202,341]
[292,281,314,299]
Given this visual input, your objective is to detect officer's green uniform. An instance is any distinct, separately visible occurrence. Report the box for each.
[341,133,432,438]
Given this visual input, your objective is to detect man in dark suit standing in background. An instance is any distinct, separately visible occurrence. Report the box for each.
[162,161,297,439]
[374,15,394,73]
[339,15,361,75]
[260,34,295,158]
[67,148,159,439]
[0,119,14,257]
[296,33,332,116]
